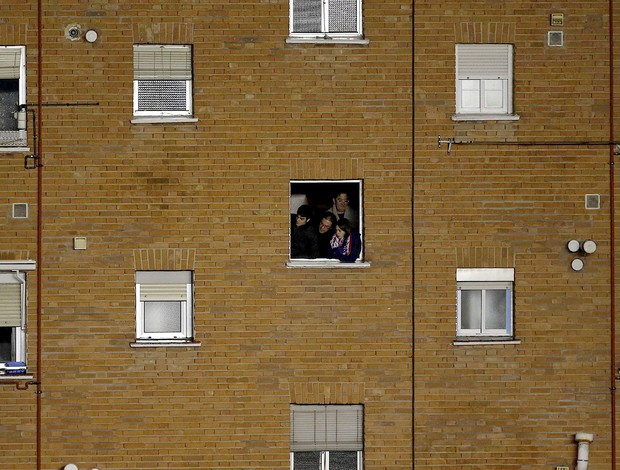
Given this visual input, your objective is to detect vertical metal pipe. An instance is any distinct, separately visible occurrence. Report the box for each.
[610,0,617,468]
[35,0,43,469]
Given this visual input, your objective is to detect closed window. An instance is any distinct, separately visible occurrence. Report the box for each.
[0,46,27,148]
[290,405,363,470]
[456,268,514,338]
[135,271,194,342]
[133,45,193,117]
[289,0,364,40]
[455,44,515,118]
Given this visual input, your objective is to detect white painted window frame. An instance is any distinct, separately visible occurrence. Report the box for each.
[0,46,27,150]
[456,268,514,338]
[132,45,193,118]
[135,271,194,342]
[288,0,364,41]
[454,44,518,120]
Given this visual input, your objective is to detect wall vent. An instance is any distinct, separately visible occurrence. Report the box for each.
[585,194,600,210]
[12,203,28,219]
[548,31,564,47]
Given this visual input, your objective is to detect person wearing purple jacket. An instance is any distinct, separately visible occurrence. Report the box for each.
[327,218,361,263]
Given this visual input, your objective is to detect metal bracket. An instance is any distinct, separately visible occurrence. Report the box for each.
[438,136,454,154]
[24,154,42,170]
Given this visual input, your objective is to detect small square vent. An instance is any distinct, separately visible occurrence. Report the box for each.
[548,31,564,47]
[585,194,601,210]
[12,203,28,219]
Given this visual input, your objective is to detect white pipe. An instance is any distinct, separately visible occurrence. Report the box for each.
[575,432,594,470]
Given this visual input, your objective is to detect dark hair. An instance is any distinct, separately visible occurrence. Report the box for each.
[336,218,352,237]
[296,204,313,219]
[321,212,337,227]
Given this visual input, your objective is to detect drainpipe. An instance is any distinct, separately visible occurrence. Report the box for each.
[575,433,594,470]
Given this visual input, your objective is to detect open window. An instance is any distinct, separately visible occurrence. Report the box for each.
[0,46,27,149]
[288,0,366,43]
[289,180,367,267]
[0,260,35,374]
[456,268,514,339]
[135,271,194,342]
[290,404,364,470]
[454,44,518,121]
[133,45,193,119]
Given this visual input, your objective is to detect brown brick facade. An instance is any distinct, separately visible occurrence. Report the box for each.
[0,1,412,469]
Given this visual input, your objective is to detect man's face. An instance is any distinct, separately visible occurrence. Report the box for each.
[296,214,309,227]
[335,194,349,213]
[318,217,333,234]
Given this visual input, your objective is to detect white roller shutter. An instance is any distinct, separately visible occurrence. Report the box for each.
[456,44,512,80]
[290,405,364,452]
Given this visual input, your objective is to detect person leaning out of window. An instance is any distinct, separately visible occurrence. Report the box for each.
[328,218,361,263]
[291,204,320,259]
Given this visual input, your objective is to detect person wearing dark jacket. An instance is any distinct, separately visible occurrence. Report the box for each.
[291,204,320,259]
[317,211,337,258]
[327,218,361,263]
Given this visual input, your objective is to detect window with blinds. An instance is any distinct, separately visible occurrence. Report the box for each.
[290,0,363,38]
[290,405,364,470]
[455,44,514,116]
[133,45,193,117]
[0,46,26,148]
[0,271,27,363]
[135,271,193,341]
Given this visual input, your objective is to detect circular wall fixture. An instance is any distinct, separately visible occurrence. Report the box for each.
[567,239,580,253]
[85,30,98,43]
[65,24,82,41]
[571,258,585,272]
[582,239,597,254]
[63,464,78,470]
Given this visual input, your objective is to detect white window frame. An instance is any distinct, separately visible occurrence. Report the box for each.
[288,0,364,41]
[288,179,369,268]
[454,44,518,121]
[133,45,193,118]
[0,45,27,149]
[135,271,194,342]
[0,261,35,367]
[456,268,514,338]
[290,404,364,470]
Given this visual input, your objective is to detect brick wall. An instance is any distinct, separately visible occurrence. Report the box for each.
[0,1,412,469]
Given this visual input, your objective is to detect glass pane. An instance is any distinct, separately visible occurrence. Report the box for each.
[483,80,504,109]
[460,80,480,109]
[144,301,182,333]
[0,79,19,131]
[328,0,358,33]
[293,451,321,470]
[0,327,12,362]
[293,0,323,33]
[485,289,507,330]
[460,290,482,330]
[329,451,358,470]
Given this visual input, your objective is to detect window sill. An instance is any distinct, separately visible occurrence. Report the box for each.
[286,37,369,45]
[287,259,371,268]
[0,374,33,381]
[452,114,520,122]
[130,341,201,348]
[131,117,199,124]
[453,339,521,346]
[0,147,30,153]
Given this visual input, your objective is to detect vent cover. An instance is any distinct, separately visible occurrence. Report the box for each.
[585,194,600,210]
[548,31,564,47]
[12,203,28,219]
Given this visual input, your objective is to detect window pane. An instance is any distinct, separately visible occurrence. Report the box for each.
[328,0,358,33]
[460,80,480,109]
[483,80,504,109]
[293,451,321,470]
[0,79,19,131]
[144,301,182,333]
[0,327,12,362]
[329,451,358,470]
[293,0,323,33]
[460,290,482,330]
[485,289,507,330]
